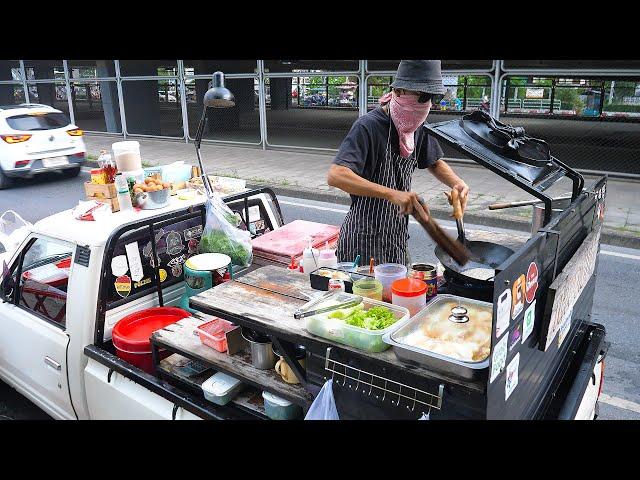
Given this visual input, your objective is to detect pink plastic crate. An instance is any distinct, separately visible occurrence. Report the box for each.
[196,318,236,352]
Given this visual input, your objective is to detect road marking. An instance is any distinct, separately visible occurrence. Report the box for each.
[281,200,640,246]
[279,200,457,230]
[599,393,640,414]
[600,250,640,261]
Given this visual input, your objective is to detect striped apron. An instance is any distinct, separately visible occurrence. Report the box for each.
[337,115,421,266]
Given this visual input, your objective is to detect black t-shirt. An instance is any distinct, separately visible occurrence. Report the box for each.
[332,106,444,180]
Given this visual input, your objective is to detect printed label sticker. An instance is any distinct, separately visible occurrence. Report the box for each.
[496,288,512,339]
[114,275,131,298]
[490,334,509,383]
[187,238,199,255]
[134,278,151,288]
[125,241,144,282]
[525,262,539,303]
[111,255,129,277]
[508,322,522,352]
[511,274,526,320]
[171,262,183,277]
[558,307,573,347]
[505,353,520,401]
[522,299,536,344]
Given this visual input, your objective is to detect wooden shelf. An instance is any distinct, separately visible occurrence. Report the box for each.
[152,318,314,409]
[159,353,268,419]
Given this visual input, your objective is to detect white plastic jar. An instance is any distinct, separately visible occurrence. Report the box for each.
[391,278,428,316]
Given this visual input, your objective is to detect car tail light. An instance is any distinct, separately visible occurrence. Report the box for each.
[1,134,32,144]
[67,128,84,136]
[14,160,30,167]
[71,152,85,158]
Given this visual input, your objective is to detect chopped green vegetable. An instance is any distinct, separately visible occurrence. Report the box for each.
[328,304,396,331]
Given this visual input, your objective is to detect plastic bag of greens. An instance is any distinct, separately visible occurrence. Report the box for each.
[199,193,253,267]
[304,379,340,420]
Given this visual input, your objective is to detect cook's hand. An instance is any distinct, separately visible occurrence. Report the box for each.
[387,190,419,215]
[411,195,430,224]
[443,182,470,215]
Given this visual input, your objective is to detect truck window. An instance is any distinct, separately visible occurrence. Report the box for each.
[17,237,73,328]
[105,215,203,308]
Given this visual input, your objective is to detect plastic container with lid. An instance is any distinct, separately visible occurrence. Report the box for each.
[304,293,409,352]
[112,141,142,172]
[202,372,244,406]
[261,391,303,420]
[374,263,407,302]
[391,278,428,317]
[352,278,383,301]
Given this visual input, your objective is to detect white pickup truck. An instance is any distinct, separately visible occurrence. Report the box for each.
[0,187,284,420]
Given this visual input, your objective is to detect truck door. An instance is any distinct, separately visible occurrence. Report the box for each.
[0,235,77,419]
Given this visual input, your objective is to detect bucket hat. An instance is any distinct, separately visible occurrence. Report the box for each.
[390,60,446,95]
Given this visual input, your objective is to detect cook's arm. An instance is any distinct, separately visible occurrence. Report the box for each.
[327,164,419,215]
[428,159,469,213]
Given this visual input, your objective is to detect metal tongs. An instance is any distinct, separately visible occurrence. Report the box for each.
[293,290,364,320]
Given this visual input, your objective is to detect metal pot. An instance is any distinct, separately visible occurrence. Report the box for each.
[531,197,571,235]
[241,327,276,370]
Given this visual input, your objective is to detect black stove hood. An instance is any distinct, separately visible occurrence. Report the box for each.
[425,111,584,224]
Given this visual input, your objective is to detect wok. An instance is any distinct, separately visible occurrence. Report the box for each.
[435,217,514,287]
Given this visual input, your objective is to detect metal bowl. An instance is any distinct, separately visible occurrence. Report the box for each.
[135,188,170,209]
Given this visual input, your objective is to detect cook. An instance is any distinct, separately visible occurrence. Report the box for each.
[327,60,469,265]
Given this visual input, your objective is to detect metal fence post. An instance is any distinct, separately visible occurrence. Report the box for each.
[491,60,503,119]
[63,60,75,125]
[114,60,127,139]
[19,60,29,103]
[257,60,267,150]
[359,60,366,117]
[177,60,190,142]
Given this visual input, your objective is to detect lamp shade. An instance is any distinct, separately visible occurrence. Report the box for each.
[203,71,235,108]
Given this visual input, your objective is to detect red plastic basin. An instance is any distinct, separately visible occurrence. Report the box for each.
[112,306,190,374]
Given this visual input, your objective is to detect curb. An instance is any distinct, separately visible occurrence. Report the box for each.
[83,160,640,250]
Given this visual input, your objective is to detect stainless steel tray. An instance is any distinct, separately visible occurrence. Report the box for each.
[382,295,492,381]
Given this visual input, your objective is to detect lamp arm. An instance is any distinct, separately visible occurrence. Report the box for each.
[193,106,213,196]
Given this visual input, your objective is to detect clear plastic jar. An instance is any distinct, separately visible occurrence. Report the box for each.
[352,278,383,301]
[374,263,407,302]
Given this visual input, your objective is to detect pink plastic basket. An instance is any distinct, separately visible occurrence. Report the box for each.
[196,318,236,352]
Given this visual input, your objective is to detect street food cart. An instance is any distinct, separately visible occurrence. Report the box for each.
[135,111,609,419]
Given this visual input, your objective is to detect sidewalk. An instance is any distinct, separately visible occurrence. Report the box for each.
[84,134,640,249]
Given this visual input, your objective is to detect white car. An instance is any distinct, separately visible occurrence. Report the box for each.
[0,103,87,189]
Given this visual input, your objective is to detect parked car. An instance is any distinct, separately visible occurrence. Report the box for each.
[0,104,86,189]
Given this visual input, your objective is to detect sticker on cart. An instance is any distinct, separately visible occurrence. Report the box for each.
[134,278,151,288]
[522,299,536,344]
[511,274,526,320]
[183,225,203,241]
[508,321,522,352]
[558,307,573,347]
[171,262,183,277]
[110,255,129,277]
[125,241,144,282]
[114,275,131,298]
[490,334,508,383]
[187,238,199,255]
[159,268,168,283]
[525,262,538,303]
[505,353,520,401]
[166,231,184,255]
[496,288,511,339]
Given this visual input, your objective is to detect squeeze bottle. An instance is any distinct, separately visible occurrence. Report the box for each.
[302,240,319,274]
[317,241,338,269]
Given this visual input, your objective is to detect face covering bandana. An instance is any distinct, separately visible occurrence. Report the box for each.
[379,91,431,158]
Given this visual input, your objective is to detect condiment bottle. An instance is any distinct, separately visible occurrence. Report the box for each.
[114,172,134,212]
[302,240,319,274]
[287,255,300,273]
[317,242,338,269]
